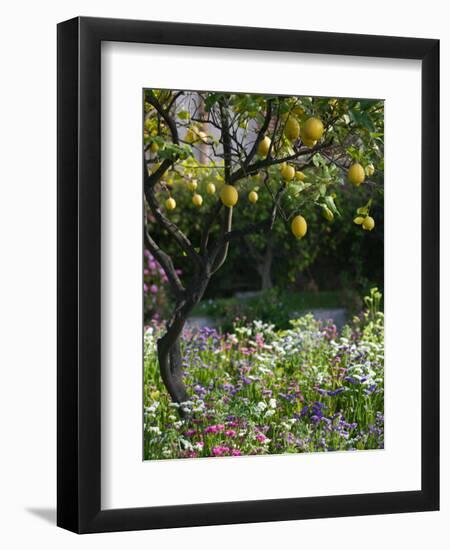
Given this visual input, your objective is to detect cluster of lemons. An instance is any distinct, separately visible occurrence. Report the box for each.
[162,111,376,238]
[164,179,259,211]
[257,115,325,159]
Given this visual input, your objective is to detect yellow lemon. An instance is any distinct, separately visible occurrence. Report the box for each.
[220,184,239,207]
[291,215,307,239]
[303,117,324,141]
[295,171,305,181]
[150,142,159,153]
[322,206,334,222]
[248,190,258,203]
[284,116,300,141]
[300,128,317,148]
[165,197,176,210]
[366,163,375,177]
[348,163,366,186]
[192,193,203,207]
[362,216,375,231]
[281,164,295,182]
[187,179,198,192]
[353,216,365,225]
[206,182,216,195]
[257,136,271,157]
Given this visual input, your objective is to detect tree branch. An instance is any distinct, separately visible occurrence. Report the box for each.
[144,184,204,269]
[243,98,274,170]
[219,98,232,182]
[144,230,185,299]
[210,206,233,274]
[144,91,179,145]
[230,141,332,184]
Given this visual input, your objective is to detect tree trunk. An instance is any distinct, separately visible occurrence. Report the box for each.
[157,275,210,413]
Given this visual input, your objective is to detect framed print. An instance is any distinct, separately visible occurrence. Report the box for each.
[57,17,439,533]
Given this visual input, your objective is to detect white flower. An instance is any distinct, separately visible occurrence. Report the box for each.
[256,401,267,411]
[179,438,193,451]
[148,426,161,435]
[269,398,277,409]
[265,409,275,418]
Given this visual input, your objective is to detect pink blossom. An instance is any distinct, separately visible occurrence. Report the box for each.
[212,445,230,457]
[231,449,241,456]
[150,284,158,294]
[255,333,265,347]
[224,429,236,437]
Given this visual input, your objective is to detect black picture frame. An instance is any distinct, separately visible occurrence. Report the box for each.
[57,16,440,534]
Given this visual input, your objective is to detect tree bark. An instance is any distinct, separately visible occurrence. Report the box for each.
[156,274,210,413]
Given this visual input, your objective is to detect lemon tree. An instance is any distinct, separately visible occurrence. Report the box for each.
[143,90,384,408]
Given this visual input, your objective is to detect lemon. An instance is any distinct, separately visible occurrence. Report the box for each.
[295,171,305,181]
[220,184,239,207]
[353,216,365,225]
[187,179,198,192]
[291,215,307,239]
[366,164,375,177]
[362,216,375,231]
[293,105,305,116]
[284,116,300,141]
[281,164,295,182]
[348,163,365,186]
[165,197,176,210]
[258,136,271,157]
[300,128,317,148]
[166,177,174,186]
[248,190,258,203]
[206,182,216,195]
[303,117,324,141]
[192,193,203,207]
[150,142,159,154]
[322,206,334,222]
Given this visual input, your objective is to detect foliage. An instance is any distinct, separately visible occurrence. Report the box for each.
[143,249,173,321]
[143,290,384,459]
[192,288,352,332]
[144,91,384,298]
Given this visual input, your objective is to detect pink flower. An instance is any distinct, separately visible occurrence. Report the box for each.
[205,425,219,434]
[255,433,269,443]
[231,449,241,456]
[150,284,158,294]
[212,445,230,457]
[224,429,236,437]
[255,333,265,347]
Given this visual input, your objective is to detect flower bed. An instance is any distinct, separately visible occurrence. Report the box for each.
[144,306,384,460]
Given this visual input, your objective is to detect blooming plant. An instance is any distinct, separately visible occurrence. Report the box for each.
[143,290,384,460]
[143,249,174,322]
